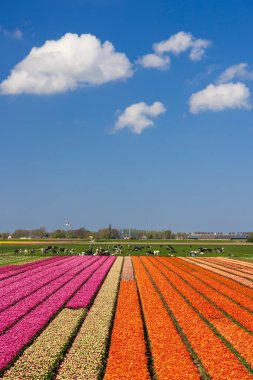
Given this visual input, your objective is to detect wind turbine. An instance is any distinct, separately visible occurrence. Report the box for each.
[65,220,72,230]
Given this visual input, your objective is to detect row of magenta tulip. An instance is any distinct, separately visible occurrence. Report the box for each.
[67,257,115,308]
[0,257,73,291]
[143,257,253,380]
[0,257,84,304]
[0,256,63,281]
[56,257,123,380]
[155,257,253,369]
[0,256,53,269]
[0,257,95,314]
[0,257,100,334]
[0,257,112,372]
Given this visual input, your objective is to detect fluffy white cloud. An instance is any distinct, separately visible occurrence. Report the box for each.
[0,33,133,95]
[114,101,166,134]
[137,53,170,69]
[153,31,210,61]
[189,82,251,113]
[217,63,253,83]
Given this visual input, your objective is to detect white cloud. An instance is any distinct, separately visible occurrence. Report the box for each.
[217,63,253,83]
[153,31,210,61]
[114,101,166,134]
[137,53,170,70]
[1,27,22,40]
[189,82,251,113]
[0,33,133,95]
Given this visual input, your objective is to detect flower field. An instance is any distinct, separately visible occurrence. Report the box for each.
[0,256,253,379]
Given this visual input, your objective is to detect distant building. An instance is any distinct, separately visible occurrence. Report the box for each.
[188,233,248,240]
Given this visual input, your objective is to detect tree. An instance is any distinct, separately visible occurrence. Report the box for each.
[30,227,47,239]
[51,229,67,239]
[12,229,30,238]
[247,233,253,242]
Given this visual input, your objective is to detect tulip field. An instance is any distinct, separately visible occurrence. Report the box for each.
[0,256,253,379]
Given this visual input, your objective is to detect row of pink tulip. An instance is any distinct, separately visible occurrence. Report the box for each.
[0,257,91,312]
[121,256,135,281]
[183,258,253,289]
[67,256,115,308]
[0,257,72,290]
[0,257,62,281]
[0,257,75,297]
[0,257,107,371]
[194,258,253,281]
[0,256,59,273]
[0,257,72,291]
[0,257,100,334]
[57,257,123,380]
[214,257,253,268]
[3,309,86,380]
[200,257,253,275]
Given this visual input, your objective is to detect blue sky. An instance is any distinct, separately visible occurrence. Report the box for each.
[1,0,253,232]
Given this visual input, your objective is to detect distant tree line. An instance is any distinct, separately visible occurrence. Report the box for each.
[1,227,251,241]
[0,226,175,240]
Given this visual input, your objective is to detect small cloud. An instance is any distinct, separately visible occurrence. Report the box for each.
[114,101,166,134]
[189,82,251,114]
[153,31,211,61]
[137,53,170,70]
[0,33,133,95]
[217,63,253,83]
[1,27,23,40]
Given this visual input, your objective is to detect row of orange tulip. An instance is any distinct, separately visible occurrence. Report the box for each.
[155,258,253,369]
[142,257,253,380]
[182,257,253,289]
[172,258,253,312]
[132,257,200,380]
[159,258,253,331]
[104,257,149,380]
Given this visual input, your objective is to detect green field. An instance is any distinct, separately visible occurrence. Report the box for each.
[0,240,253,265]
